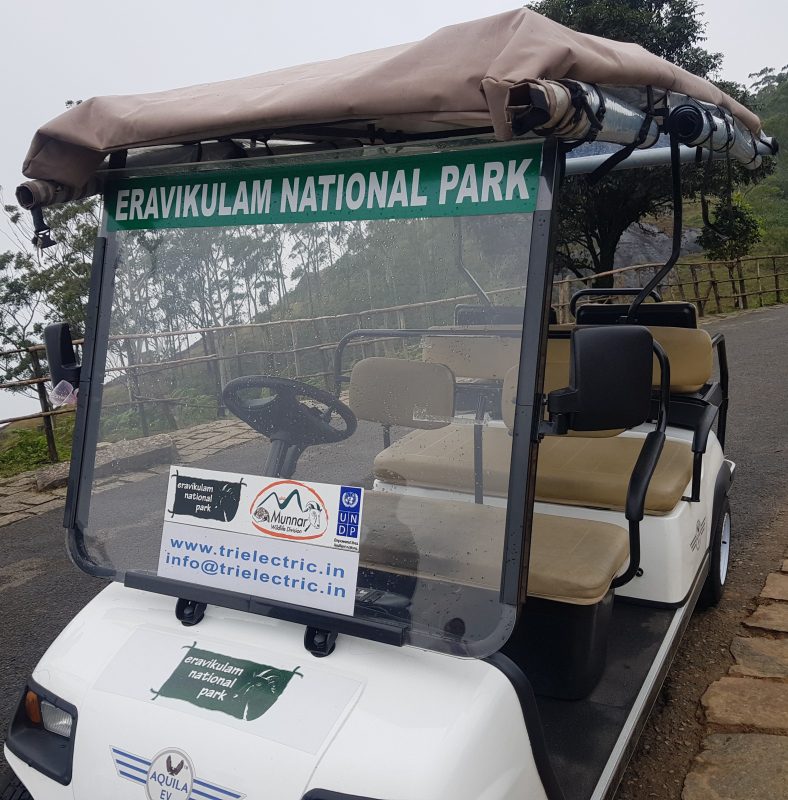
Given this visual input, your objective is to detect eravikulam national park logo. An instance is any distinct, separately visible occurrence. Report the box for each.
[249,480,329,540]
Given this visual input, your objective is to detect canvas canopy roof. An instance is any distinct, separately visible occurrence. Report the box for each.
[18,7,765,206]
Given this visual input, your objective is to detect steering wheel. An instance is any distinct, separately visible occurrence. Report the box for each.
[221,375,357,447]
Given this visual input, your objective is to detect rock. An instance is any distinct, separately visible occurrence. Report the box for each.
[9,491,57,506]
[761,573,788,601]
[782,559,788,574]
[35,434,176,492]
[682,733,788,800]
[0,511,33,528]
[730,637,788,679]
[744,603,788,635]
[0,500,33,514]
[702,677,788,731]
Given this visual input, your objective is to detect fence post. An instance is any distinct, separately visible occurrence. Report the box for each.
[688,264,704,316]
[735,259,749,309]
[755,260,764,308]
[707,264,723,313]
[774,257,783,304]
[557,280,570,323]
[29,349,59,463]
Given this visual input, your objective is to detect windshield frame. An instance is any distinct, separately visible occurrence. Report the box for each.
[61,137,564,655]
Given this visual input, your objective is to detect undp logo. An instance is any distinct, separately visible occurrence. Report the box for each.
[337,486,362,539]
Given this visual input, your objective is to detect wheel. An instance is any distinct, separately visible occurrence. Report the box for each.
[0,772,32,800]
[698,497,731,609]
[221,375,357,446]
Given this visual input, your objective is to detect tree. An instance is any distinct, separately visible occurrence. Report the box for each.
[697,194,762,261]
[0,194,99,386]
[527,0,763,285]
[744,66,788,254]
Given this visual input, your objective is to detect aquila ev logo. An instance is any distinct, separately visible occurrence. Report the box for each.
[145,748,193,800]
[250,480,329,540]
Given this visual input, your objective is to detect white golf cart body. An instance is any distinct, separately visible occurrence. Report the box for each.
[6,8,774,800]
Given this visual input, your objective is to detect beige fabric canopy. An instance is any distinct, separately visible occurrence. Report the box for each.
[19,7,761,197]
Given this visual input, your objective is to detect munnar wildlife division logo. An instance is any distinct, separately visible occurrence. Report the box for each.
[250,479,329,540]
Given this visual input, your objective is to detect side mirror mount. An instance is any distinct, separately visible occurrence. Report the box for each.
[44,323,81,390]
[546,326,654,434]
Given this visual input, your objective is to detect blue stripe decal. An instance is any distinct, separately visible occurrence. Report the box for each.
[115,759,147,774]
[119,770,147,785]
[193,779,242,798]
[192,789,225,800]
[111,748,151,765]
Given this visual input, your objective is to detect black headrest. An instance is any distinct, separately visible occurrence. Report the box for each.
[575,302,697,328]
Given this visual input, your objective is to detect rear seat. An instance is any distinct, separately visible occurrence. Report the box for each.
[372,325,712,514]
[375,426,693,514]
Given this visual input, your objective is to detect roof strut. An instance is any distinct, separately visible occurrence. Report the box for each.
[625,131,682,323]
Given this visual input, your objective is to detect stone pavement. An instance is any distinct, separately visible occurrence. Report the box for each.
[0,418,261,528]
[683,554,788,799]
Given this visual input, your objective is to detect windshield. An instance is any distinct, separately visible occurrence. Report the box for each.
[75,141,545,657]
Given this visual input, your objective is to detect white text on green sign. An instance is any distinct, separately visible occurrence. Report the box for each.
[106,143,542,230]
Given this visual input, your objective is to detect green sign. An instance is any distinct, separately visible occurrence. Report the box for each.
[151,643,302,721]
[106,143,542,231]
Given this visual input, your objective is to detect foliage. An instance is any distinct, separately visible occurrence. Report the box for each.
[697,194,762,261]
[745,66,788,254]
[0,415,75,477]
[0,195,99,384]
[528,0,721,77]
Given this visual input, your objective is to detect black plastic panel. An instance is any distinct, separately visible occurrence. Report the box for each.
[5,678,78,786]
[576,302,697,328]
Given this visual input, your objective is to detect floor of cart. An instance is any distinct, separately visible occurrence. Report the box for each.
[535,600,677,800]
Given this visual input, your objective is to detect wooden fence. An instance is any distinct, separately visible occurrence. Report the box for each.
[2,254,785,462]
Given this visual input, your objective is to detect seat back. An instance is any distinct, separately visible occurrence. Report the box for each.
[543,327,713,395]
[348,357,455,429]
[422,326,521,380]
[651,326,712,393]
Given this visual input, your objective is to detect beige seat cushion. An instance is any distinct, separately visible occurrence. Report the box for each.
[360,491,629,605]
[536,435,692,513]
[374,426,693,515]
[374,425,513,496]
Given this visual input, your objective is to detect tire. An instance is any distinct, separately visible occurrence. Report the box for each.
[698,497,731,609]
[0,772,33,800]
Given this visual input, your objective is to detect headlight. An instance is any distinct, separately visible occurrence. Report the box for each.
[40,699,74,738]
[6,679,78,785]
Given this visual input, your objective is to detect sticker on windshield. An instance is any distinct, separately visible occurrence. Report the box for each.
[159,467,362,615]
[166,468,362,552]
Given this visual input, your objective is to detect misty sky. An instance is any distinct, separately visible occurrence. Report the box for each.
[1,0,786,419]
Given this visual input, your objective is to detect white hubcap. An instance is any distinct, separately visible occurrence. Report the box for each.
[719,512,731,584]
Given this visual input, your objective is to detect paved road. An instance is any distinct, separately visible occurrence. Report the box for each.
[1,304,786,796]
[618,303,788,800]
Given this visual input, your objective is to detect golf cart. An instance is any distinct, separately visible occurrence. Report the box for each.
[4,8,777,800]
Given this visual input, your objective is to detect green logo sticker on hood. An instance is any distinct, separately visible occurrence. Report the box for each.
[151,642,302,721]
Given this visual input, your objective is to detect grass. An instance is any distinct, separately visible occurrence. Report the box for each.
[0,414,76,479]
